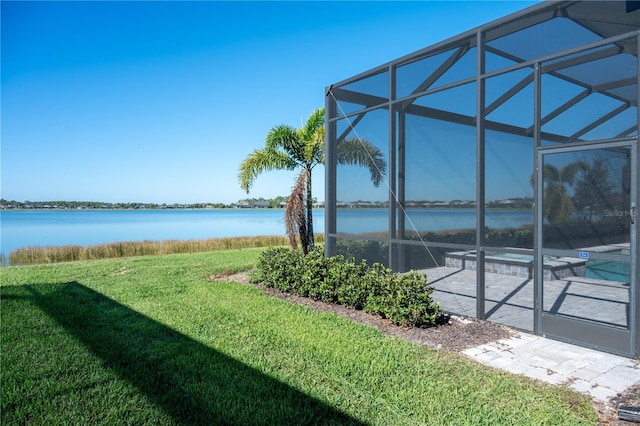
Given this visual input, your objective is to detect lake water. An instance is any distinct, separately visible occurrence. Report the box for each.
[0,209,317,262]
[0,208,533,263]
[337,208,533,234]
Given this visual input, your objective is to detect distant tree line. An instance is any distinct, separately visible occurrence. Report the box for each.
[337,198,533,209]
[0,198,296,210]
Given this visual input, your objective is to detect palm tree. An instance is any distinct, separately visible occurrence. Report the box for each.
[238,107,386,254]
[531,161,587,224]
[573,158,615,220]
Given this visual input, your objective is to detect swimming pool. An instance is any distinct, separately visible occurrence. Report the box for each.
[445,251,585,280]
[445,249,630,283]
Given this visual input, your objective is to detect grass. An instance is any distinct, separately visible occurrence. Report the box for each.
[7,234,324,265]
[1,249,597,425]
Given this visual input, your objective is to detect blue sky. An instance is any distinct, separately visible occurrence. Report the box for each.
[2,1,537,204]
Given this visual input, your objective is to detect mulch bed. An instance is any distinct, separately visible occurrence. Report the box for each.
[212,270,640,425]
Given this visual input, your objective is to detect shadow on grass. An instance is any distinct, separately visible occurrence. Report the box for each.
[21,282,364,425]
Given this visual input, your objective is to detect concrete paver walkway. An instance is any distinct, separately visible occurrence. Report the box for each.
[423,266,640,403]
[462,331,640,403]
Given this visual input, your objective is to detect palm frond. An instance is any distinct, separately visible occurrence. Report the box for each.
[298,108,325,143]
[542,164,560,184]
[337,138,387,187]
[305,124,325,167]
[559,161,588,186]
[237,148,297,193]
[266,125,305,164]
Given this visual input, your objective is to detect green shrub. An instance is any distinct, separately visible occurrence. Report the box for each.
[333,260,370,309]
[255,247,442,327]
[251,247,302,293]
[374,270,440,327]
[335,239,388,265]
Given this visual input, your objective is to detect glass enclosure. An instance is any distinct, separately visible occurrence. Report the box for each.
[326,1,639,356]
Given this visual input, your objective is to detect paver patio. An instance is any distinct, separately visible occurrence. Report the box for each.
[424,267,629,332]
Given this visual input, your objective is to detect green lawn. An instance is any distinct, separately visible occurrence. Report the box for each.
[1,250,596,425]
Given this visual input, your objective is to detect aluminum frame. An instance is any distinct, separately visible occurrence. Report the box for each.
[325,1,639,356]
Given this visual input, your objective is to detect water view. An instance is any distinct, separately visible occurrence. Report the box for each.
[337,208,532,234]
[1,208,534,262]
[1,209,323,261]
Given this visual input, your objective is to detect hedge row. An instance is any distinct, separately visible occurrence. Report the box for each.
[252,247,442,328]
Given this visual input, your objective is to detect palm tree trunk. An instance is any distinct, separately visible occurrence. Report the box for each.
[306,167,314,251]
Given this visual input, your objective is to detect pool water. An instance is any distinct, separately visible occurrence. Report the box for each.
[486,251,630,283]
[585,260,630,282]
[486,252,560,263]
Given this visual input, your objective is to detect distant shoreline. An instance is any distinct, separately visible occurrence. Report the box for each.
[1,207,297,211]
[0,199,326,210]
[0,209,327,265]
[1,206,327,212]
